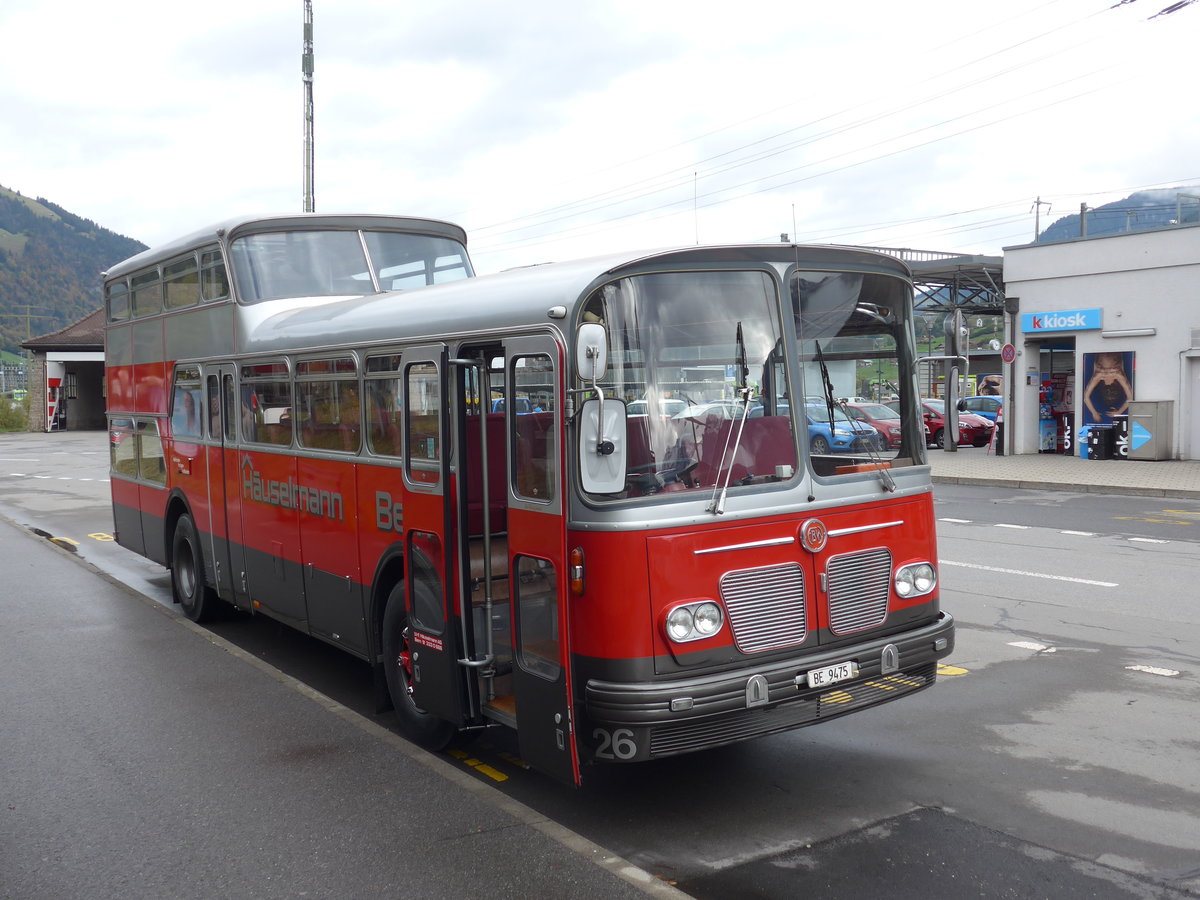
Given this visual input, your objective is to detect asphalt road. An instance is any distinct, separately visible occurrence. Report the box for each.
[2,431,1197,899]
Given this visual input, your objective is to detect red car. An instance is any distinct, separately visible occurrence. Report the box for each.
[844,402,905,449]
[886,399,994,448]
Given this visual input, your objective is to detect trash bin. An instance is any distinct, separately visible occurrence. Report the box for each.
[1077,426,1091,459]
[1086,424,1115,460]
[1111,415,1129,460]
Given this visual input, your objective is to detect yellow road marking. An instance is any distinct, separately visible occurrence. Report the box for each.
[447,748,510,782]
[89,532,115,542]
[938,664,969,676]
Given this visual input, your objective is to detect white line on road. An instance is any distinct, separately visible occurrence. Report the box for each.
[941,559,1118,587]
[939,517,972,524]
[994,523,1030,529]
[1009,641,1057,653]
[1125,664,1181,678]
[1060,530,1096,536]
[1128,537,1170,544]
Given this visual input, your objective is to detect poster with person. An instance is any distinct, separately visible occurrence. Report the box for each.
[1081,351,1134,426]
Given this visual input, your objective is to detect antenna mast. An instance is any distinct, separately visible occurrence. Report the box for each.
[302,0,315,212]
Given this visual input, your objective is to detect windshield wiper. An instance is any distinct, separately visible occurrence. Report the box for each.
[708,322,753,515]
[814,340,895,493]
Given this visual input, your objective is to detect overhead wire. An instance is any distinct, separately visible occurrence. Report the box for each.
[467,0,1184,264]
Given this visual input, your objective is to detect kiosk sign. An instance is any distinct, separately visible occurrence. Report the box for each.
[1021,308,1102,333]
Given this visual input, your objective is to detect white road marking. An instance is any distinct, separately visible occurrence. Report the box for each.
[1128,537,1169,544]
[1061,530,1096,536]
[939,517,972,524]
[1009,641,1056,653]
[941,559,1118,587]
[1125,665,1181,678]
[994,523,1029,529]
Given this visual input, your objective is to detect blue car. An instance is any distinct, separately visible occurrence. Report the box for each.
[805,405,880,454]
[958,395,1002,422]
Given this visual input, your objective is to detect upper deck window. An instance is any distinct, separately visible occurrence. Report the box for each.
[106,281,130,322]
[364,232,473,290]
[163,256,201,310]
[200,249,229,302]
[229,228,472,303]
[131,269,163,318]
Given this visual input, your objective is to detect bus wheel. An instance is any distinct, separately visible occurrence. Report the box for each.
[381,581,456,751]
[171,514,216,622]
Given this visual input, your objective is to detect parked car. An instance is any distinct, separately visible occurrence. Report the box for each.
[844,402,905,450]
[628,398,687,418]
[958,395,1003,421]
[805,404,882,454]
[886,399,994,448]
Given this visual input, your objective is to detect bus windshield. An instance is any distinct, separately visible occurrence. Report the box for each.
[581,265,924,501]
[582,269,795,500]
[230,229,472,302]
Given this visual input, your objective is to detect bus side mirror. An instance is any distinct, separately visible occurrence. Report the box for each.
[576,323,607,382]
[579,398,626,493]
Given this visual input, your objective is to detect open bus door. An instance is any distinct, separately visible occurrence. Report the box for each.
[398,344,467,729]
[504,336,580,785]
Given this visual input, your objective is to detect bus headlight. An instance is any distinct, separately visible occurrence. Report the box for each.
[666,606,694,641]
[894,562,937,598]
[665,601,724,643]
[693,602,723,636]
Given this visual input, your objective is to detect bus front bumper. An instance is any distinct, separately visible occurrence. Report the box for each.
[583,612,954,760]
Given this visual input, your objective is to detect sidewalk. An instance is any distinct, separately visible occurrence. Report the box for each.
[927,448,1200,499]
[0,518,683,900]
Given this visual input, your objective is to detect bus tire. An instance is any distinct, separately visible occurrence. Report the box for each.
[381,581,456,751]
[171,514,217,622]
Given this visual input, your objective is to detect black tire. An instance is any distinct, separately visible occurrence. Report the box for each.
[381,581,457,751]
[932,428,945,450]
[810,435,831,455]
[171,514,217,622]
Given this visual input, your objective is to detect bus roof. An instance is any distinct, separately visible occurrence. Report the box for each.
[103,213,469,282]
[239,242,912,357]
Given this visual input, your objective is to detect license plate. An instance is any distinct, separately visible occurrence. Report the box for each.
[806,660,858,689]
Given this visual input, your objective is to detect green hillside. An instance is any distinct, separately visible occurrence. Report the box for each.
[0,185,146,354]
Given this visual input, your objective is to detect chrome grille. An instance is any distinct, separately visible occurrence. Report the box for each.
[827,548,891,634]
[720,564,806,653]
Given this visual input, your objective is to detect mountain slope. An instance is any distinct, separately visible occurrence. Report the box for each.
[0,185,146,353]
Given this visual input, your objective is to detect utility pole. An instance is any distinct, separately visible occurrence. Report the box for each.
[302,0,315,213]
[1031,197,1051,241]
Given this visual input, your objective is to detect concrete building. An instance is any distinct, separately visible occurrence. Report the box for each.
[1003,223,1200,460]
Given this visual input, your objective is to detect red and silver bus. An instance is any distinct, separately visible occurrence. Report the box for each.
[104,215,954,785]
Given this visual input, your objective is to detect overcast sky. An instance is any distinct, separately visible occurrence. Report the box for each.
[1,0,1196,273]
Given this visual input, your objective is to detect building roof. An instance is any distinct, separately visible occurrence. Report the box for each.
[21,308,104,352]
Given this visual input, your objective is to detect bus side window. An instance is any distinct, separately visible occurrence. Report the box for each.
[367,378,402,456]
[511,354,555,502]
[405,361,440,484]
[171,366,202,438]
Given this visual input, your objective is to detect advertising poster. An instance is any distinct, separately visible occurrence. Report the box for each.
[1081,351,1134,426]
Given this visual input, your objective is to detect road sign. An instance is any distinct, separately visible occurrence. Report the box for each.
[1001,343,1017,364]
